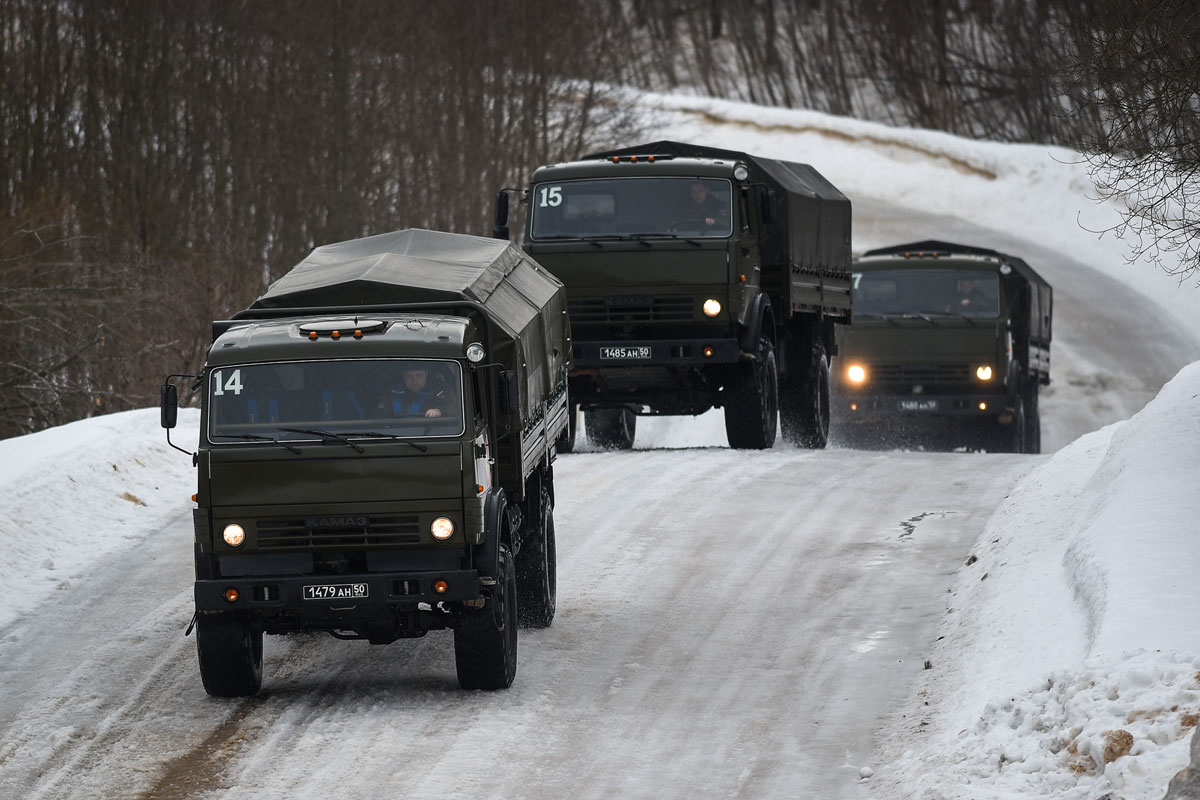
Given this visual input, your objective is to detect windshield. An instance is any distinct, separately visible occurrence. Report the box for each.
[853,268,1001,318]
[530,177,733,240]
[207,359,465,442]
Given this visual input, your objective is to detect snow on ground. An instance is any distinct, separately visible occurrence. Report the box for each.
[871,363,1200,799]
[1,97,1199,798]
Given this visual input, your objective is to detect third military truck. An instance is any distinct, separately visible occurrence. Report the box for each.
[833,240,1052,452]
[494,140,852,450]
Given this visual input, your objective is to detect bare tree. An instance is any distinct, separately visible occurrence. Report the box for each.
[1058,0,1200,284]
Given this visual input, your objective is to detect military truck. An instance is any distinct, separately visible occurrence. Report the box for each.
[160,229,571,696]
[832,240,1051,453]
[493,140,852,450]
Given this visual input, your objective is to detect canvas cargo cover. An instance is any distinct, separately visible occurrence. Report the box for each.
[862,240,1052,344]
[245,228,571,421]
[586,140,852,281]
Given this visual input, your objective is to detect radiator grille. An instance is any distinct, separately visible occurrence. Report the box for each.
[872,363,972,384]
[255,515,421,549]
[569,296,693,324]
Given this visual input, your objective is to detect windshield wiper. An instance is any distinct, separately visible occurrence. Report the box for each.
[580,234,654,248]
[647,232,703,247]
[220,433,302,454]
[354,431,429,452]
[276,427,365,453]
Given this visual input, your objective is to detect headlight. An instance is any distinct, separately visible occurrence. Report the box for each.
[431,516,455,540]
[975,365,994,381]
[702,299,722,317]
[466,343,486,363]
[847,364,867,383]
[222,523,246,548]
[733,164,750,181]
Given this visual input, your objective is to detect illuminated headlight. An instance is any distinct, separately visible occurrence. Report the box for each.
[975,365,994,381]
[847,364,867,384]
[431,516,455,540]
[222,523,246,548]
[466,343,486,363]
[702,299,722,317]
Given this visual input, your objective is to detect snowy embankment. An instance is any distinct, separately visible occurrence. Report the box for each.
[641,91,1200,338]
[0,408,199,631]
[874,363,1200,800]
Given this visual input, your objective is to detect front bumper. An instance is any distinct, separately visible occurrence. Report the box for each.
[833,392,1011,421]
[195,569,481,613]
[572,337,742,369]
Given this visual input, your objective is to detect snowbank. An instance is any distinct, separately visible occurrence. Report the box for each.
[0,408,199,630]
[876,362,1200,799]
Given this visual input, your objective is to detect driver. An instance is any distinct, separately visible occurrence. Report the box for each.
[392,366,451,418]
[670,180,728,232]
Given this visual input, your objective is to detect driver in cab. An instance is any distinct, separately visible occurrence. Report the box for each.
[393,366,451,418]
[670,180,728,232]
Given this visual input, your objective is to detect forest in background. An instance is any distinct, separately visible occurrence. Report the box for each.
[1,0,1196,437]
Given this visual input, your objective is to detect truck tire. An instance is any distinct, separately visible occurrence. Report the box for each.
[195,611,263,698]
[724,336,779,450]
[516,486,556,629]
[996,395,1027,453]
[780,344,830,449]
[455,545,518,690]
[585,407,636,450]
[1024,384,1041,454]
[556,403,579,454]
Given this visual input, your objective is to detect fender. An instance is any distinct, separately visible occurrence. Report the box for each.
[738,292,774,353]
[475,487,507,580]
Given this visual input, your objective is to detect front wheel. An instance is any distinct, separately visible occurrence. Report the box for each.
[455,546,518,690]
[724,336,779,449]
[195,611,263,698]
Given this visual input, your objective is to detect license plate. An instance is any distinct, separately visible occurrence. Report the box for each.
[600,345,652,360]
[899,399,939,411]
[303,583,369,600]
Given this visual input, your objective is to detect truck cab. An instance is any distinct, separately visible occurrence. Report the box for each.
[833,241,1052,452]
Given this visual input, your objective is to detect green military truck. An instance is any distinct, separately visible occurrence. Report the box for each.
[833,240,1051,452]
[160,229,571,696]
[494,140,852,450]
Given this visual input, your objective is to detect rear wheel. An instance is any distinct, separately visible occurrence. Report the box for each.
[781,344,830,449]
[557,403,578,454]
[195,611,263,698]
[724,336,779,450]
[455,546,518,690]
[516,486,556,628]
[585,407,636,450]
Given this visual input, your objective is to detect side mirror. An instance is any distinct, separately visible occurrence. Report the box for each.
[161,383,179,429]
[492,191,510,240]
[498,370,520,415]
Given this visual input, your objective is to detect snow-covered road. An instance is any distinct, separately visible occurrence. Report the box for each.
[0,444,1028,800]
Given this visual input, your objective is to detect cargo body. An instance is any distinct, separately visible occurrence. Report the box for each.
[832,240,1051,452]
[501,140,852,450]
[163,229,570,695]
